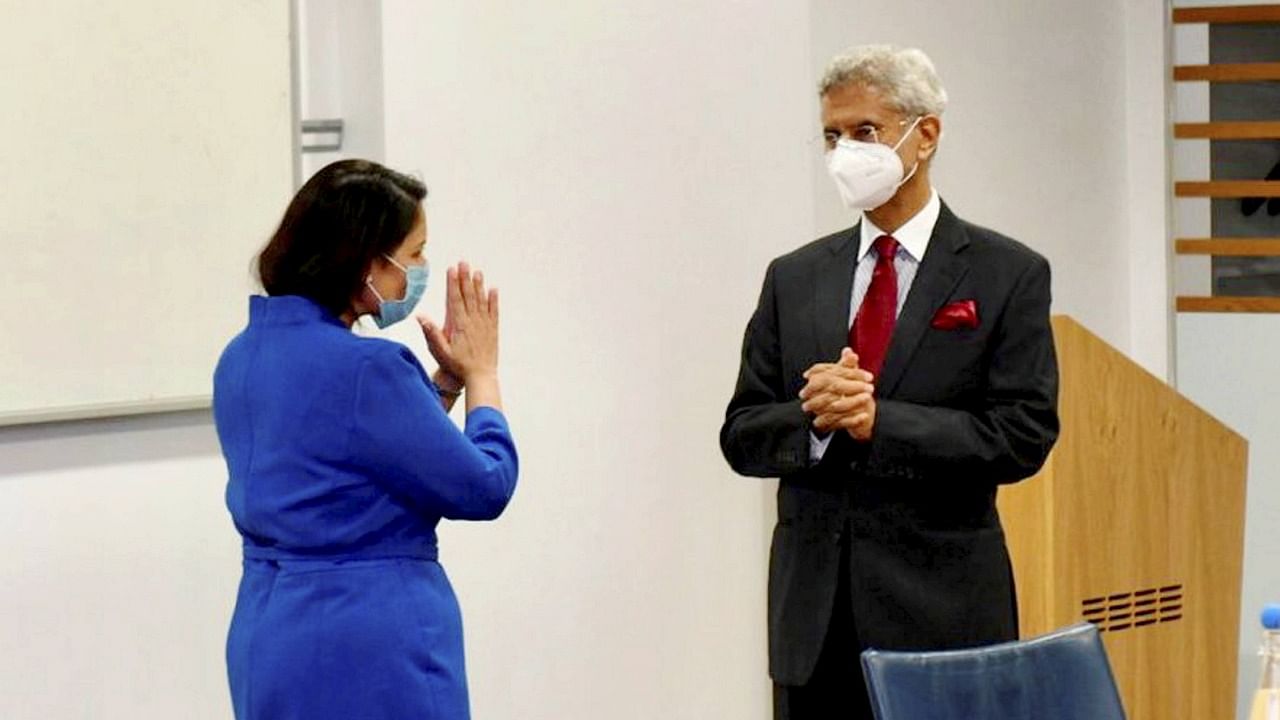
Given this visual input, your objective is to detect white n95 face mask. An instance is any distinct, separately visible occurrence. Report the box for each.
[825,117,923,211]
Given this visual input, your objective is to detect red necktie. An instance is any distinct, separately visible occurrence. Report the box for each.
[851,235,899,378]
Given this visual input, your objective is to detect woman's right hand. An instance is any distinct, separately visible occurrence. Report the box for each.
[419,261,499,385]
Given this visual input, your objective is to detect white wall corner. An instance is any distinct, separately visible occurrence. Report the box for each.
[1121,0,1175,382]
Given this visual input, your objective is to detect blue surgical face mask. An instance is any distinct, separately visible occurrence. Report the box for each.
[367,254,428,329]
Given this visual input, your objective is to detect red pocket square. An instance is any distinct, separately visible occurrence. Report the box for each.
[931,300,979,330]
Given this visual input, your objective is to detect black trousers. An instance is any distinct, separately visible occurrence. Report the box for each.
[773,530,874,720]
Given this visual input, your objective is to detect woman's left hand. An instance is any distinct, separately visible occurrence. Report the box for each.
[418,315,464,386]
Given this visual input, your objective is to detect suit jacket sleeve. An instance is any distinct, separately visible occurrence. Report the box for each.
[868,256,1059,484]
[720,259,813,478]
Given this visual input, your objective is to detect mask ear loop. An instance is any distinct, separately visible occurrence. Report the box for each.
[368,254,421,307]
[367,253,410,306]
[365,273,386,304]
[892,116,926,188]
[382,253,409,272]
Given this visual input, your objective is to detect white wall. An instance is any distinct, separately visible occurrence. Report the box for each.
[0,412,238,718]
[1176,314,1280,720]
[297,0,386,180]
[377,2,812,717]
[1122,0,1176,381]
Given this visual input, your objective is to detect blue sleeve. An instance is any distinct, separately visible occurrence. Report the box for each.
[350,344,519,521]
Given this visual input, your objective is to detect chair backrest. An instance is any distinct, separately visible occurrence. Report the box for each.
[860,623,1127,720]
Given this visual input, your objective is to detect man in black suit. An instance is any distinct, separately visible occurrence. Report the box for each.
[720,45,1059,720]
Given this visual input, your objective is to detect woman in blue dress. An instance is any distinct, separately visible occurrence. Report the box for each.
[212,159,518,719]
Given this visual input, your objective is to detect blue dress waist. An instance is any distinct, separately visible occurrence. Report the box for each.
[242,543,439,563]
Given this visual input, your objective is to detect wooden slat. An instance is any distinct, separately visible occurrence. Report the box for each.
[1173,5,1280,24]
[1177,238,1280,256]
[1177,296,1280,313]
[1175,181,1280,197]
[1174,63,1280,82]
[1175,122,1280,140]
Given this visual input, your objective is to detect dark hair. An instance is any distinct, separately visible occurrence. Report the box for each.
[257,159,427,315]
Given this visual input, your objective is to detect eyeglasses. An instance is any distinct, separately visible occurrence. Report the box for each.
[822,117,916,151]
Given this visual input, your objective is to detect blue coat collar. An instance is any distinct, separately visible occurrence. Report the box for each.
[249,295,347,328]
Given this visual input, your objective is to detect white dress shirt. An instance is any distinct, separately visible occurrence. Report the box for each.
[809,189,942,462]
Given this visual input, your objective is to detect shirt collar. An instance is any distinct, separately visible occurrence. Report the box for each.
[858,188,941,262]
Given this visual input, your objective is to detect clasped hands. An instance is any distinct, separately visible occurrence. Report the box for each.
[417,261,500,394]
[799,348,876,442]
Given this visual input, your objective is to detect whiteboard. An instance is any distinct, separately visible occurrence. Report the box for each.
[0,2,296,425]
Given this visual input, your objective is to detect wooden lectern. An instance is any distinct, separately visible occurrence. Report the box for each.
[998,316,1248,720]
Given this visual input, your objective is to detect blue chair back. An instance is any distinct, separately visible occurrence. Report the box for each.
[861,623,1126,720]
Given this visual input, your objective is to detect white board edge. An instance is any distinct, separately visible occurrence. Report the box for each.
[0,395,212,428]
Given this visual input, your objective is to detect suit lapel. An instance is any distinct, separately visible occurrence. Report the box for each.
[876,203,971,397]
[812,224,860,362]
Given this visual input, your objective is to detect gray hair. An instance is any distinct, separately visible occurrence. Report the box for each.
[819,45,948,117]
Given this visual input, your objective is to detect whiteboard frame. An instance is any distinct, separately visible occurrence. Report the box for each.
[0,396,212,428]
